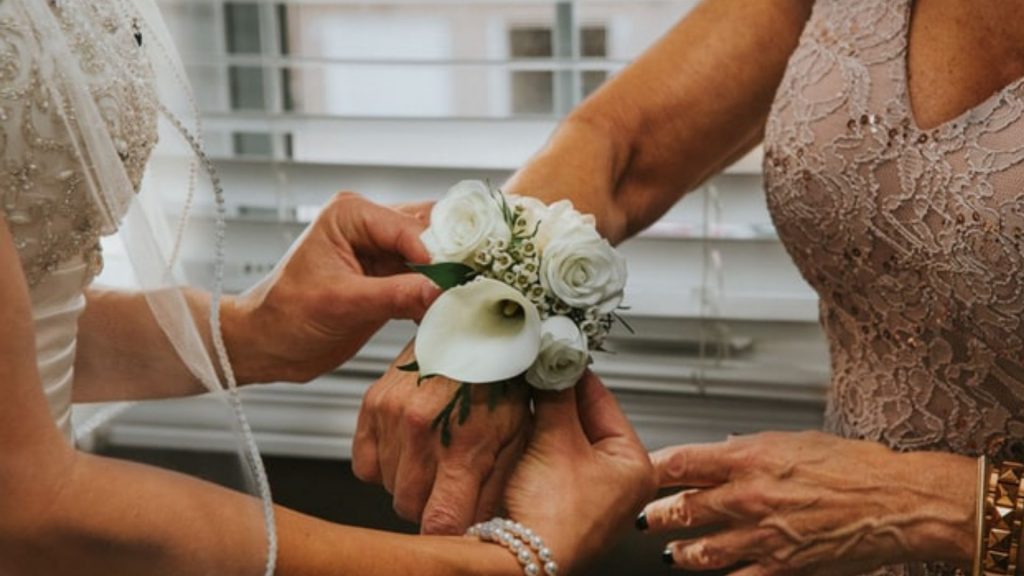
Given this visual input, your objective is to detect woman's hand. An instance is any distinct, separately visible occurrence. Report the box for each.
[226,192,441,384]
[640,431,977,575]
[504,372,656,575]
[353,344,531,534]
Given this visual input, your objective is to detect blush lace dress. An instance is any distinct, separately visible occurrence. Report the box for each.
[764,1,1024,574]
[0,2,158,440]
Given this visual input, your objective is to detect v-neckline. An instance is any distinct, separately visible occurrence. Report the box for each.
[900,0,1024,134]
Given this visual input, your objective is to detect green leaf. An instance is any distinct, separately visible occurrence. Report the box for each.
[440,421,452,447]
[431,386,462,448]
[409,262,478,291]
[457,383,472,425]
[491,185,516,228]
[487,382,501,411]
[431,403,449,431]
[397,360,419,372]
[527,220,541,239]
[613,312,636,335]
[417,373,437,386]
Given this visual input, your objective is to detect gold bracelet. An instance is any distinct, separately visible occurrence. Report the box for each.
[975,455,990,576]
[982,460,1024,575]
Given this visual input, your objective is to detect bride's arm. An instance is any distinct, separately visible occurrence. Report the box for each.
[74,286,243,400]
[2,218,650,575]
[73,193,441,402]
[505,0,815,243]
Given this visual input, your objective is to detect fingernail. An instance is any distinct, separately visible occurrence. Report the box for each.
[635,511,648,531]
[421,281,441,304]
[662,547,675,565]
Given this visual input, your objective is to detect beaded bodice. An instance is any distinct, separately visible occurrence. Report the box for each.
[765,1,1024,573]
[0,1,158,288]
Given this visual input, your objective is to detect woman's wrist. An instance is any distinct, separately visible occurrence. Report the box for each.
[896,451,977,567]
[466,518,573,576]
[504,115,630,245]
[178,287,258,387]
[217,292,274,386]
[412,535,523,576]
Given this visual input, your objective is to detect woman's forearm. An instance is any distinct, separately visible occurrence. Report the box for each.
[897,450,977,566]
[277,507,520,576]
[507,0,814,244]
[644,433,978,573]
[1,448,520,576]
[75,287,233,401]
[74,286,275,401]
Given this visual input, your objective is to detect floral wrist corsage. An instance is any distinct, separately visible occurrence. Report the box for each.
[403,180,630,444]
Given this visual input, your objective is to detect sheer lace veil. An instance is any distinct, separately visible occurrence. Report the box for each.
[10,0,277,573]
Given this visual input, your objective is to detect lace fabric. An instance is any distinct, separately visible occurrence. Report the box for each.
[764,1,1024,574]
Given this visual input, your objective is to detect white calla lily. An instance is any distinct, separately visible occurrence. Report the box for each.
[415,277,542,383]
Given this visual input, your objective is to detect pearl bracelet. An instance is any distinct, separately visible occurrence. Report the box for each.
[467,518,560,576]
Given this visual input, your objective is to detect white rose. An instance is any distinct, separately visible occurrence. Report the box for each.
[540,226,627,314]
[421,180,511,264]
[509,196,596,250]
[525,316,590,391]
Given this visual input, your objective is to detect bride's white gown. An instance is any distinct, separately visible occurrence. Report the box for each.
[1,2,158,441]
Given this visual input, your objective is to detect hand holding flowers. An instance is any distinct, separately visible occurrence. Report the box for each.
[407,181,629,443]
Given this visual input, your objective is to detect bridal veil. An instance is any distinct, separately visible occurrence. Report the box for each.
[10,0,277,572]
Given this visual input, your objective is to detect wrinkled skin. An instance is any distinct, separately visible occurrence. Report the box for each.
[354,343,532,533]
[353,198,535,535]
[504,372,657,574]
[642,431,976,575]
[230,192,441,385]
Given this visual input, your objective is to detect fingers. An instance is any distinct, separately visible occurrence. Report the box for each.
[650,442,737,488]
[642,481,763,533]
[392,200,435,224]
[378,438,402,495]
[728,564,772,576]
[357,198,432,265]
[474,431,527,523]
[391,389,443,521]
[348,273,441,322]
[330,192,432,266]
[642,488,730,532]
[575,371,639,445]
[531,386,582,437]
[420,457,489,535]
[351,411,382,484]
[392,445,437,521]
[353,347,416,485]
[664,528,775,572]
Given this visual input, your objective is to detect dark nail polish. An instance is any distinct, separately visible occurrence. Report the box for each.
[662,547,675,565]
[635,511,648,531]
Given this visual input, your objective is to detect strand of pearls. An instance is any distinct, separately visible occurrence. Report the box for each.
[156,100,278,576]
[112,0,203,272]
[467,518,559,576]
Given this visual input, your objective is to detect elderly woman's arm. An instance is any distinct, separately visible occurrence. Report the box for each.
[504,0,816,243]
[640,431,978,575]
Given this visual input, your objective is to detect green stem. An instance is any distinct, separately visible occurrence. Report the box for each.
[431,383,471,447]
